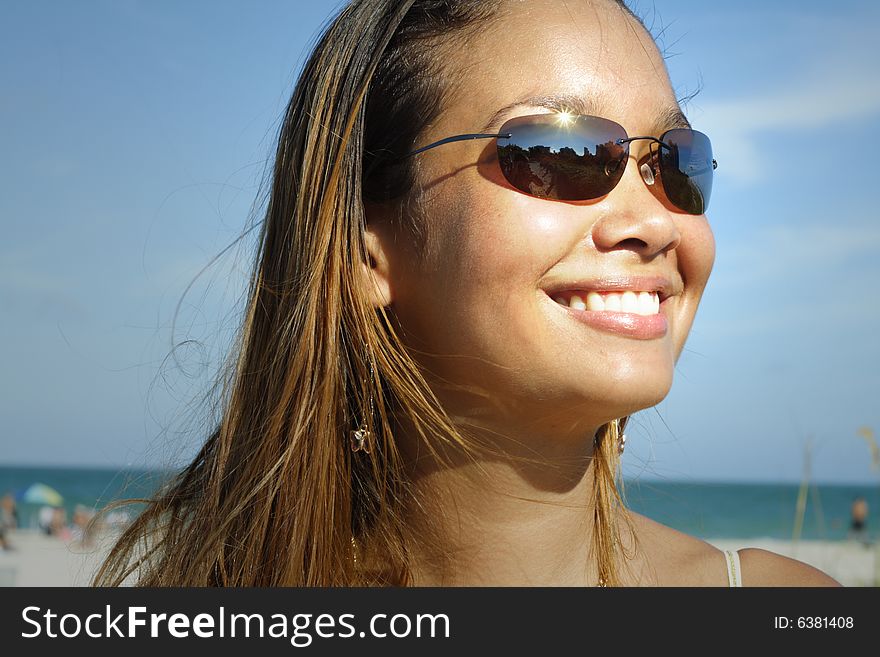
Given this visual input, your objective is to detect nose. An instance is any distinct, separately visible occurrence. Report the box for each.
[590,155,681,259]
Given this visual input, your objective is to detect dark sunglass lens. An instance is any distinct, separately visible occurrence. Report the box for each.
[496,114,628,201]
[657,129,715,214]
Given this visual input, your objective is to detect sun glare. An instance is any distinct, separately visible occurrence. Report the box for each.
[555,110,575,125]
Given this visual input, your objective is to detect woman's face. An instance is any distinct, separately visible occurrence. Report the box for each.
[379,0,715,437]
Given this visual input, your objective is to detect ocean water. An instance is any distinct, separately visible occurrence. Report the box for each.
[1,465,877,541]
[622,479,879,541]
[0,465,172,531]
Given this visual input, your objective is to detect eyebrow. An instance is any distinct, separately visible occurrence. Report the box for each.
[479,92,692,134]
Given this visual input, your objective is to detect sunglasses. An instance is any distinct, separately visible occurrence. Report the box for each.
[405,113,717,215]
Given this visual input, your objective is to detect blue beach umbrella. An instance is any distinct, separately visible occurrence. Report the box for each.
[17,483,64,507]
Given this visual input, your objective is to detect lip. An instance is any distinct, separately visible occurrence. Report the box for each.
[541,275,676,302]
[555,302,669,339]
[541,275,677,340]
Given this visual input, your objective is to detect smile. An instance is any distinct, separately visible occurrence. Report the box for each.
[544,287,671,340]
[551,290,660,316]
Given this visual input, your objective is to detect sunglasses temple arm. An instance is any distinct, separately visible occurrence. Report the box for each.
[405,132,510,158]
[617,135,668,149]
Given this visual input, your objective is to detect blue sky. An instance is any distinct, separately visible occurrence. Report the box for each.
[2,0,878,484]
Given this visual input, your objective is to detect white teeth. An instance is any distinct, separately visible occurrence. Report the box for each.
[604,293,622,312]
[620,290,638,313]
[586,292,605,311]
[553,290,661,315]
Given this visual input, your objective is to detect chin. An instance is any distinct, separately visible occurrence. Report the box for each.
[581,368,674,421]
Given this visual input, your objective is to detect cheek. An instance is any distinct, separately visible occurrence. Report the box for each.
[678,216,715,291]
[670,216,715,360]
[442,193,574,292]
[405,192,576,370]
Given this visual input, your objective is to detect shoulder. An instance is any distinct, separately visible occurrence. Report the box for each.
[737,548,842,587]
[622,511,732,586]
[622,511,841,586]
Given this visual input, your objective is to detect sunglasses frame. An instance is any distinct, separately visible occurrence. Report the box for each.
[403,113,717,214]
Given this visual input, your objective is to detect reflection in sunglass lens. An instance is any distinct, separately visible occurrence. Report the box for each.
[657,128,714,215]
[496,114,628,201]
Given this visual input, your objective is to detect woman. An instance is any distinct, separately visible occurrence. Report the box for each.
[96,0,839,586]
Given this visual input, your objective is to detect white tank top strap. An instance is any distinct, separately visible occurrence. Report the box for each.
[723,549,742,587]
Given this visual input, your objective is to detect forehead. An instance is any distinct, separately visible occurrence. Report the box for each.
[479,92,691,135]
[432,0,685,138]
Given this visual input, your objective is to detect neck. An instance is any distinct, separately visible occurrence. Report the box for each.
[399,419,616,586]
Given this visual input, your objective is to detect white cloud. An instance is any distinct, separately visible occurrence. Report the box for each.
[695,67,880,185]
[700,220,880,338]
[714,221,880,287]
[682,6,880,186]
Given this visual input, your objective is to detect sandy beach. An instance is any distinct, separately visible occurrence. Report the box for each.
[0,529,112,586]
[0,529,876,586]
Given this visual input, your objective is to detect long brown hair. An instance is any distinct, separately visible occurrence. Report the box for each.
[94,0,643,587]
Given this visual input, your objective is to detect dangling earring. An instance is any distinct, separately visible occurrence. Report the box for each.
[350,346,375,454]
[614,417,627,456]
[592,420,626,455]
[350,422,372,454]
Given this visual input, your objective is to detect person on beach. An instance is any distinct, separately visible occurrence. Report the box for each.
[849,496,869,545]
[71,505,98,548]
[0,492,18,551]
[49,507,71,541]
[96,0,840,586]
[38,505,54,536]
